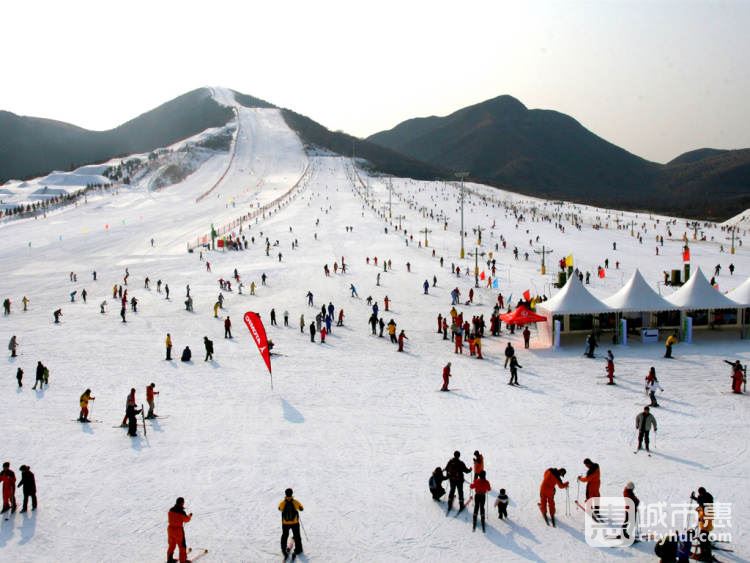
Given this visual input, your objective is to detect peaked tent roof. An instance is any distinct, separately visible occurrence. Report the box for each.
[537,274,612,315]
[726,277,750,306]
[500,305,547,325]
[665,267,740,310]
[603,269,678,312]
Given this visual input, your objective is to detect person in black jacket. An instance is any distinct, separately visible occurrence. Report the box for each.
[203,337,213,361]
[509,355,522,385]
[126,403,143,437]
[690,487,714,507]
[18,465,36,512]
[429,467,446,501]
[32,361,45,390]
[504,343,514,368]
[180,346,191,362]
[444,451,471,512]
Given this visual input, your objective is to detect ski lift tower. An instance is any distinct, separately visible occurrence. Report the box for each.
[455,172,470,258]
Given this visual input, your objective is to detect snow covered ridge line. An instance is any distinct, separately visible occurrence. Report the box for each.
[195,106,240,203]
[187,162,312,250]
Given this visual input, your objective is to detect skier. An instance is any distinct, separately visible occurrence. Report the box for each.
[121,388,137,426]
[504,342,514,369]
[8,335,18,358]
[538,467,569,526]
[605,350,615,385]
[622,482,639,539]
[165,284,170,299]
[635,406,657,453]
[53,309,62,323]
[2,298,10,315]
[494,488,509,520]
[306,291,314,307]
[444,451,471,513]
[32,361,45,390]
[664,331,677,358]
[299,314,305,334]
[146,383,159,419]
[284,311,289,327]
[224,316,232,338]
[724,359,745,393]
[22,296,29,311]
[204,337,214,361]
[387,319,397,343]
[378,318,385,338]
[270,309,277,326]
[337,310,344,327]
[423,280,429,294]
[645,369,663,407]
[429,467,446,500]
[167,497,192,563]
[16,367,23,388]
[320,326,327,343]
[470,470,492,532]
[166,333,173,360]
[397,330,408,352]
[0,462,17,513]
[279,488,304,557]
[309,322,316,342]
[100,300,107,314]
[126,401,142,437]
[180,346,192,362]
[508,355,522,386]
[440,362,451,391]
[79,389,95,422]
[577,458,601,513]
[18,465,36,512]
[350,284,358,298]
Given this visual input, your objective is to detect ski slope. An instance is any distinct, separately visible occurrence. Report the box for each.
[0,90,748,562]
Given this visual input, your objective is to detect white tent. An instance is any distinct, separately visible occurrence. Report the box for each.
[537,274,612,315]
[603,269,678,312]
[665,267,739,310]
[727,277,750,306]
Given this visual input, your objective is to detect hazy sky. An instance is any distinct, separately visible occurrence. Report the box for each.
[3,0,749,163]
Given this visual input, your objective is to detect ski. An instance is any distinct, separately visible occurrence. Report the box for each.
[71,419,102,423]
[191,547,209,561]
[141,404,147,437]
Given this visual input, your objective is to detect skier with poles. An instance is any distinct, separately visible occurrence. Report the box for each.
[538,467,569,527]
[470,470,492,532]
[146,383,159,419]
[167,497,192,563]
[79,389,95,422]
[444,451,472,514]
[576,458,601,515]
[279,488,304,558]
[635,406,657,454]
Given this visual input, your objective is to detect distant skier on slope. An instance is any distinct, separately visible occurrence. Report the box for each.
[79,389,95,422]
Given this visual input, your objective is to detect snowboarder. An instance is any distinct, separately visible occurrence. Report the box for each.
[167,497,192,563]
[508,355,522,386]
[18,465,36,512]
[8,335,18,358]
[444,451,471,512]
[146,383,159,419]
[0,462,17,513]
[429,467,446,500]
[224,316,232,338]
[539,467,569,526]
[495,488,509,520]
[166,334,173,360]
[440,362,451,391]
[470,470,492,532]
[79,389,95,422]
[204,337,214,361]
[635,406,657,452]
[279,488,304,557]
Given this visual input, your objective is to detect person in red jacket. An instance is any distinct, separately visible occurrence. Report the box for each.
[622,481,640,539]
[0,462,17,513]
[606,351,615,385]
[470,470,492,532]
[539,467,569,527]
[224,316,232,338]
[384,296,390,311]
[167,497,192,563]
[577,458,601,513]
[725,360,745,393]
[441,362,452,391]
[146,383,159,419]
[397,330,407,352]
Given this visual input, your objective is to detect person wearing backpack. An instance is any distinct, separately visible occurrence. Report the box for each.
[444,451,471,512]
[279,488,304,557]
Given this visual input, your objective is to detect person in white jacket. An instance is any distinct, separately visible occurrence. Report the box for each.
[645,378,663,407]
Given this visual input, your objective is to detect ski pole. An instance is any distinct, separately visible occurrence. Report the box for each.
[299,518,309,543]
[565,488,571,516]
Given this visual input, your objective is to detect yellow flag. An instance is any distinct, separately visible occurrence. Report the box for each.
[565,254,574,267]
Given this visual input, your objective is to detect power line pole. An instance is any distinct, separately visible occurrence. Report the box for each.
[455,172,469,258]
[726,225,737,255]
[394,214,406,231]
[420,226,432,248]
[534,245,554,275]
[467,248,486,288]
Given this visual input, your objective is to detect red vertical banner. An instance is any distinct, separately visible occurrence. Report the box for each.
[243,312,272,383]
[682,247,690,262]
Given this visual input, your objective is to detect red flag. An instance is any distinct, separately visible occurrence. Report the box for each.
[598,268,605,278]
[243,311,271,375]
[480,271,486,280]
[682,248,690,262]
[523,289,531,301]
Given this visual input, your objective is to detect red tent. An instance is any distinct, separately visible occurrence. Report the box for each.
[500,305,547,325]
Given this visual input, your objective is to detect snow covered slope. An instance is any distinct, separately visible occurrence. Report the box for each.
[0,98,748,562]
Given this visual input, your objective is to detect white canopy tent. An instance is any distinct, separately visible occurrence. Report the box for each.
[726,277,750,306]
[603,269,678,312]
[665,267,740,310]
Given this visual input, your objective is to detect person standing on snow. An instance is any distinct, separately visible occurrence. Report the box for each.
[16,367,23,388]
[204,337,214,361]
[284,311,289,327]
[146,383,159,419]
[79,389,95,422]
[508,355,522,386]
[0,462,17,513]
[378,318,385,338]
[224,316,232,338]
[279,488,304,557]
[423,280,430,294]
[309,322,316,343]
[441,362,452,391]
[664,332,677,358]
[724,359,746,394]
[397,330,408,352]
[538,467,569,527]
[121,388,137,426]
[165,333,173,361]
[635,406,657,452]
[166,497,192,563]
[605,350,615,385]
[577,458,601,511]
[470,470,492,532]
[504,342,514,368]
[17,465,37,512]
[8,335,18,358]
[522,327,531,348]
[444,451,472,513]
[622,482,639,539]
[645,369,663,407]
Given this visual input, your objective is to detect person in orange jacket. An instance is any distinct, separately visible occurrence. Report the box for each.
[539,467,569,527]
[167,497,192,563]
[279,488,304,556]
[79,389,95,422]
[577,458,601,513]
[397,330,408,352]
[470,470,492,532]
[473,450,484,478]
[474,334,483,360]
[146,383,159,419]
[441,362,452,391]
